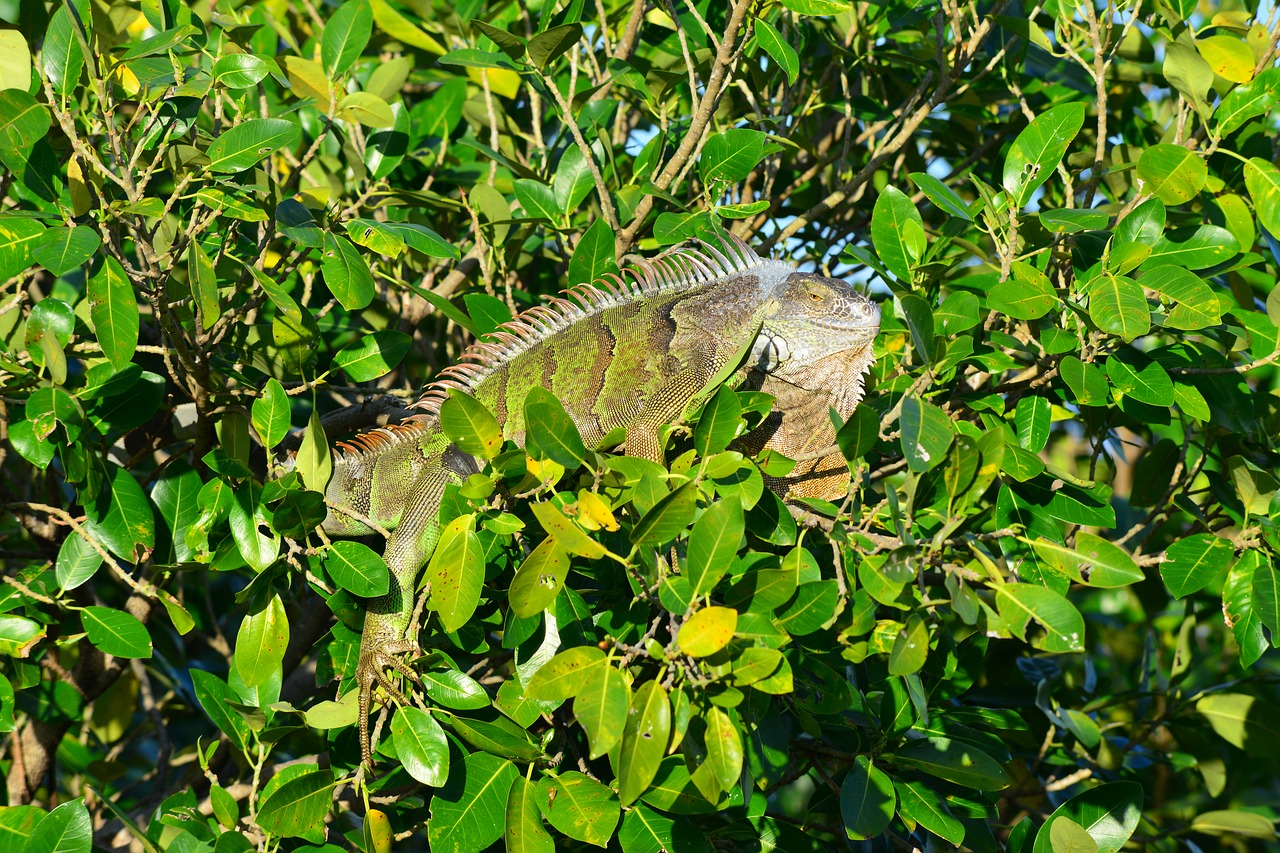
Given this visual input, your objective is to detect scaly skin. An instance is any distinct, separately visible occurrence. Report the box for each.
[319,238,880,765]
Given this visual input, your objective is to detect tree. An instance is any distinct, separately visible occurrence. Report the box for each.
[2,0,1279,849]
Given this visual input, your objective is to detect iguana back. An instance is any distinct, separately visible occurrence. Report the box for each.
[318,235,880,762]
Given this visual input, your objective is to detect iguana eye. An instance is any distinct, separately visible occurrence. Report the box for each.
[808,291,823,302]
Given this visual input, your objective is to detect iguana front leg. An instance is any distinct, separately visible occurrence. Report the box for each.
[355,475,448,766]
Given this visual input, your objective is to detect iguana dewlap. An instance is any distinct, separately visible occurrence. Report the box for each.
[318,235,880,764]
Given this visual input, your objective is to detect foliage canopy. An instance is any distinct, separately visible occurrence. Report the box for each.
[2,0,1280,850]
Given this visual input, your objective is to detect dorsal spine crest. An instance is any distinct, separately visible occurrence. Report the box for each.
[331,234,775,464]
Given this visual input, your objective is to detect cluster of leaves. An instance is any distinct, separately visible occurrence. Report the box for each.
[2,0,1280,851]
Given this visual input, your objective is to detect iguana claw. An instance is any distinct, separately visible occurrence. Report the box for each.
[356,636,422,767]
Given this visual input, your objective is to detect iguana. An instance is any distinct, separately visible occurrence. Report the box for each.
[318,234,880,764]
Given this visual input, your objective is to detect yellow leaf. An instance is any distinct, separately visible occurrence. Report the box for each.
[466,66,520,98]
[1197,35,1255,84]
[678,606,738,657]
[369,0,445,54]
[576,489,619,532]
[67,157,92,216]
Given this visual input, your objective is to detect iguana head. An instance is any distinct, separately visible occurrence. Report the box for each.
[752,271,881,378]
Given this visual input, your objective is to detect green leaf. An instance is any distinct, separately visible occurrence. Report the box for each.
[910,171,973,220]
[629,482,698,547]
[1163,39,1214,116]
[694,385,743,457]
[366,101,409,178]
[1088,274,1149,341]
[191,668,250,752]
[0,216,45,280]
[234,593,288,687]
[333,330,412,381]
[43,4,85,95]
[440,390,503,460]
[1161,533,1234,597]
[1105,351,1173,406]
[1216,66,1280,136]
[871,186,923,283]
[295,408,332,491]
[703,706,743,791]
[426,514,485,633]
[685,496,743,596]
[895,780,965,845]
[835,403,881,461]
[321,232,375,310]
[1197,692,1280,754]
[527,23,582,69]
[888,613,929,675]
[321,0,372,77]
[618,681,671,806]
[32,225,100,276]
[187,238,219,326]
[1046,818,1100,853]
[422,668,490,709]
[1030,532,1144,588]
[392,706,450,786]
[526,646,605,701]
[900,396,952,473]
[251,378,290,449]
[514,179,560,221]
[206,118,301,173]
[678,606,737,657]
[568,218,617,286]
[1060,356,1109,406]
[1146,224,1239,270]
[525,387,589,468]
[1014,395,1050,452]
[1225,554,1269,667]
[1031,782,1143,853]
[618,804,708,853]
[427,752,518,853]
[337,91,395,127]
[472,20,526,60]
[899,293,934,363]
[212,54,273,89]
[700,128,772,184]
[542,771,620,846]
[0,89,49,153]
[554,145,594,213]
[509,537,570,619]
[1189,810,1278,840]
[754,20,798,85]
[324,540,389,598]
[85,465,155,562]
[989,262,1057,320]
[780,0,852,14]
[775,580,840,635]
[27,800,91,853]
[256,767,335,837]
[82,606,152,659]
[506,776,554,853]
[1244,157,1280,237]
[1141,265,1220,330]
[1002,102,1086,207]
[575,664,629,758]
[56,530,101,591]
[996,583,1085,652]
[840,755,895,840]
[1251,555,1280,636]
[1137,144,1207,204]
[0,614,44,657]
[893,736,1011,790]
